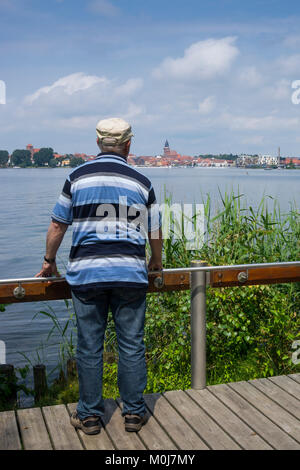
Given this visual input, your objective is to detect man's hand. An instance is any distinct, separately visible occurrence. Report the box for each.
[35,261,60,278]
[35,220,68,278]
[148,228,163,272]
[148,256,163,272]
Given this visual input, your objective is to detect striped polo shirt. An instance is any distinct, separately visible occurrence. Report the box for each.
[51,152,161,293]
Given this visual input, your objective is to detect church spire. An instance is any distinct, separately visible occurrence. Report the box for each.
[164,140,169,148]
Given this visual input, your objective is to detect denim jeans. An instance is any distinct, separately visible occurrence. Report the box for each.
[71,287,147,420]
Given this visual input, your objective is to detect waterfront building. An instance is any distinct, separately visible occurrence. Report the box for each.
[258,155,280,166]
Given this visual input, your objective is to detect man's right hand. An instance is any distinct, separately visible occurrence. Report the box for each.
[148,256,163,272]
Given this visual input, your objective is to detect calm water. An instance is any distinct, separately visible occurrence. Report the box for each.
[0,166,299,397]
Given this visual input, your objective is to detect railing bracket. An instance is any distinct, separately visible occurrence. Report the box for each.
[13,283,26,300]
[154,271,164,289]
[237,270,248,283]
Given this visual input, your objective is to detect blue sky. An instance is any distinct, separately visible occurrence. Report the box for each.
[1,0,300,156]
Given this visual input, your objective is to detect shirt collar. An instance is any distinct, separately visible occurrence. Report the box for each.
[96,152,128,163]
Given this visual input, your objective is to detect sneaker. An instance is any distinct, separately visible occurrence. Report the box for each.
[124,413,147,433]
[70,411,101,435]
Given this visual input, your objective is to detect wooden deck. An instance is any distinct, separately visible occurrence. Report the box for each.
[0,373,299,450]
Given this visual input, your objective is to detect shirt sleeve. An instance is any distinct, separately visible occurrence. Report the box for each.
[51,177,73,225]
[147,186,162,233]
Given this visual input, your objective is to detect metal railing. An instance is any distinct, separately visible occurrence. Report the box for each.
[1,260,300,390]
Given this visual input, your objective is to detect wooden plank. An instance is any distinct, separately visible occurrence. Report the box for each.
[148,272,190,292]
[268,375,300,400]
[67,403,115,450]
[164,390,240,450]
[0,272,191,304]
[228,381,300,444]
[209,383,299,449]
[249,378,300,420]
[100,399,146,450]
[17,407,52,450]
[288,374,300,384]
[42,405,83,450]
[211,265,300,287]
[144,393,208,450]
[186,388,272,450]
[0,280,71,304]
[0,411,21,450]
[2,265,300,304]
[116,398,177,450]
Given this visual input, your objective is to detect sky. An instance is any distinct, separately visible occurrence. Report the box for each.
[1,0,300,156]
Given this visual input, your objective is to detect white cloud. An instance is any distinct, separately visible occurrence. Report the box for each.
[262,79,291,101]
[241,135,264,145]
[238,66,263,87]
[276,54,300,74]
[219,112,300,131]
[153,37,239,80]
[12,72,145,134]
[88,0,120,17]
[115,78,143,97]
[198,96,216,114]
[24,72,108,105]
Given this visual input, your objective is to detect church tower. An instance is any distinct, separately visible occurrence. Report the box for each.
[164,140,170,156]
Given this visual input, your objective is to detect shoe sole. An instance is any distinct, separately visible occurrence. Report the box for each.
[70,417,101,435]
[125,417,147,433]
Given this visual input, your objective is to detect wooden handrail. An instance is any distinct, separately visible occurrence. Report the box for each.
[1,264,300,304]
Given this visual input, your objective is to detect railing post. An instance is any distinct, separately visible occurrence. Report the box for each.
[191,260,207,389]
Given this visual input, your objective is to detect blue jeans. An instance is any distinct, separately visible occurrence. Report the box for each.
[71,287,147,420]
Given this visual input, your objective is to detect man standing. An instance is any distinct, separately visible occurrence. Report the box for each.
[36,118,163,434]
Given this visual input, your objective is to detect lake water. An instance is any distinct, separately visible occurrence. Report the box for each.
[0,166,299,399]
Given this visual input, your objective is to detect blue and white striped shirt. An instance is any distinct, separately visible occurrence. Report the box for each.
[52,153,161,293]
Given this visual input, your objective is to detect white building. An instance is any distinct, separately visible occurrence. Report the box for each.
[236,155,258,166]
[258,155,279,166]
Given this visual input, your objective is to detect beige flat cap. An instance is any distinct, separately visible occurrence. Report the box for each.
[96,117,134,145]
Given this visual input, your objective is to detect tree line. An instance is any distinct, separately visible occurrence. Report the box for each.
[0,148,85,168]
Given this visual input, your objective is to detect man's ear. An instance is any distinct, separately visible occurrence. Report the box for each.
[125,140,131,153]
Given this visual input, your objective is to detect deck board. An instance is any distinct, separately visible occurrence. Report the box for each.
[42,405,83,450]
[249,378,300,420]
[0,411,21,450]
[67,403,115,451]
[289,374,300,384]
[116,397,177,450]
[228,381,300,444]
[164,390,240,450]
[17,408,52,450]
[186,388,272,450]
[0,374,299,451]
[144,393,209,450]
[209,382,299,449]
[269,375,300,400]
[100,398,146,450]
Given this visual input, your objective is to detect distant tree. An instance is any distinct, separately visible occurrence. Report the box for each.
[33,148,54,166]
[11,149,32,167]
[49,158,58,168]
[0,150,9,166]
[69,157,85,168]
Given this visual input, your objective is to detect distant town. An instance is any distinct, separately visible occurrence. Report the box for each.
[0,141,299,169]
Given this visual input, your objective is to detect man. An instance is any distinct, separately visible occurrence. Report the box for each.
[36,118,163,435]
